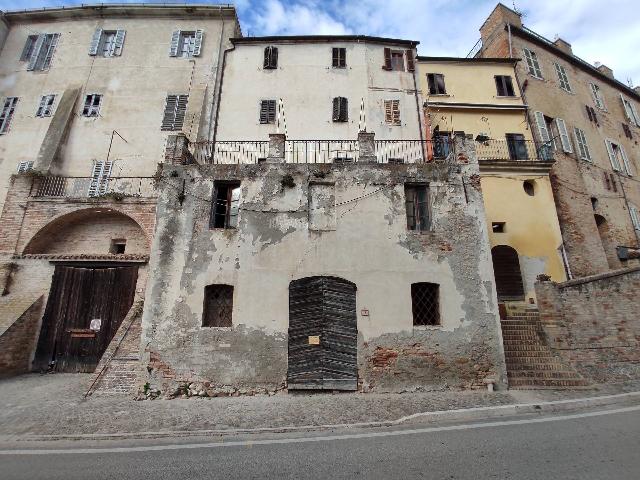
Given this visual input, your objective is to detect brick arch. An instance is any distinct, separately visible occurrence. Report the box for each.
[23,207,151,255]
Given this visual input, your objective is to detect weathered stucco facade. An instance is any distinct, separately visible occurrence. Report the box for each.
[141,135,506,395]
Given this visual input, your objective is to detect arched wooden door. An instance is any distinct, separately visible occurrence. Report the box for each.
[288,276,357,390]
[491,245,525,301]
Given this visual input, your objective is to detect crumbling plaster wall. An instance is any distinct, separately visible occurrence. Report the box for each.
[141,145,506,395]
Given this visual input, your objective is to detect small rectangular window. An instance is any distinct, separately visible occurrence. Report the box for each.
[27,33,60,72]
[505,133,528,160]
[384,99,400,125]
[523,48,543,79]
[427,73,446,95]
[411,282,440,326]
[109,239,126,254]
[405,184,430,232]
[202,285,233,327]
[332,97,348,122]
[36,94,56,117]
[495,75,515,97]
[0,97,19,134]
[168,30,203,58]
[554,63,572,92]
[161,94,188,130]
[82,94,102,117]
[17,161,34,173]
[332,47,346,68]
[390,50,404,71]
[264,46,278,69]
[259,99,277,124]
[210,182,241,229]
[622,123,633,140]
[492,222,506,233]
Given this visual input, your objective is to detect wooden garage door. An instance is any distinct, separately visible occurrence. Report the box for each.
[288,276,357,390]
[33,265,138,373]
[491,245,525,301]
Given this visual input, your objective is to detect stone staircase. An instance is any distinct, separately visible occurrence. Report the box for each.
[501,311,590,389]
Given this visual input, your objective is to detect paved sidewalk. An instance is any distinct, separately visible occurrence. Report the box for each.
[1,374,639,438]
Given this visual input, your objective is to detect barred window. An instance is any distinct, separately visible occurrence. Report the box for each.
[411,282,440,326]
[202,284,233,327]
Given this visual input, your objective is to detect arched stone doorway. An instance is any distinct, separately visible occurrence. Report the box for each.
[491,245,525,301]
[288,276,357,390]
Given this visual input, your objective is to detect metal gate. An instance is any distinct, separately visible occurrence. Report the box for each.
[33,265,138,373]
[491,245,525,301]
[288,276,357,390]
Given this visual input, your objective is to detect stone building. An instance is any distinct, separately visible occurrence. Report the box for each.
[476,3,640,277]
[0,4,239,379]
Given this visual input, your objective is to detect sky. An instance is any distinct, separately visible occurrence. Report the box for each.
[1,0,638,86]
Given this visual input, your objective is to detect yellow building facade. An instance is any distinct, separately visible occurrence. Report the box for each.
[417,57,567,305]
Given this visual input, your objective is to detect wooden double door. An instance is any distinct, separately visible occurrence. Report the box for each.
[33,265,138,373]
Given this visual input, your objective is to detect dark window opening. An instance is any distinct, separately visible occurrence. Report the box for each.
[20,35,39,61]
[433,132,451,159]
[427,73,446,95]
[411,282,440,326]
[622,123,633,139]
[259,99,277,124]
[82,94,102,117]
[492,222,506,233]
[505,133,529,160]
[591,197,598,210]
[495,75,515,97]
[332,47,346,68]
[405,184,430,232]
[332,96,348,122]
[390,50,405,71]
[388,158,404,164]
[211,182,241,229]
[609,173,618,192]
[109,239,126,254]
[263,46,278,69]
[202,284,233,327]
[586,105,598,126]
[523,180,535,196]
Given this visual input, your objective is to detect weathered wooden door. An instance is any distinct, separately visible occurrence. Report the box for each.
[33,265,138,373]
[491,245,525,301]
[288,276,357,390]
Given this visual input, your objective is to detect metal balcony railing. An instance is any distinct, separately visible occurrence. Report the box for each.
[190,140,269,164]
[475,139,553,162]
[33,176,157,198]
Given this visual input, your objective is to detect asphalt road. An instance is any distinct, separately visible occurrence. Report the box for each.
[1,406,639,480]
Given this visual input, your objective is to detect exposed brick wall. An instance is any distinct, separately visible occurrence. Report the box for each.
[535,267,640,383]
[0,295,44,377]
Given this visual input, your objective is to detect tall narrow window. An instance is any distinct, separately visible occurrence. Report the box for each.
[590,83,606,110]
[620,94,640,127]
[36,94,56,117]
[161,94,188,130]
[89,29,126,57]
[411,282,440,326]
[332,97,348,122]
[495,75,515,96]
[211,182,241,229]
[25,33,60,72]
[169,30,203,58]
[605,140,632,175]
[554,63,572,92]
[555,118,573,153]
[332,47,346,68]
[259,99,277,124]
[88,161,113,197]
[20,35,39,61]
[383,49,405,71]
[82,94,102,117]
[427,73,446,95]
[585,105,599,125]
[405,184,430,232]
[384,100,400,125]
[0,97,18,134]
[573,128,592,162]
[202,285,233,327]
[264,46,278,69]
[505,133,528,160]
[523,48,543,79]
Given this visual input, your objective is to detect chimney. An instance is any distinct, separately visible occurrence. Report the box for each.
[553,38,573,55]
[596,63,614,80]
[480,3,523,44]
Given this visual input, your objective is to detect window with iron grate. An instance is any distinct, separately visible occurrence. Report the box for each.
[202,284,234,327]
[411,282,440,326]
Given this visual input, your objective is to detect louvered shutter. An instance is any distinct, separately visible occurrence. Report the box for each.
[175,95,188,129]
[590,83,604,109]
[169,30,181,57]
[263,47,270,68]
[406,50,415,72]
[605,140,621,171]
[17,161,34,173]
[192,29,204,56]
[534,111,551,143]
[259,101,268,123]
[340,97,348,121]
[89,29,102,55]
[555,118,573,153]
[161,95,177,130]
[383,48,391,70]
[630,206,640,231]
[573,128,591,162]
[20,35,37,61]
[41,34,59,70]
[88,162,104,197]
[113,30,126,56]
[271,47,278,68]
[36,95,47,117]
[392,100,400,125]
[27,34,45,71]
[384,100,392,123]
[332,97,340,121]
[630,102,640,127]
[619,145,632,176]
[332,48,339,67]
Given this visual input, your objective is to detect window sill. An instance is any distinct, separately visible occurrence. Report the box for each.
[201,326,233,330]
[495,95,521,99]
[527,74,544,81]
[428,93,449,97]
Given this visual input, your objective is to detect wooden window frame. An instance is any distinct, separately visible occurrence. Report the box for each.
[36,94,56,117]
[427,73,446,95]
[384,99,401,125]
[332,47,346,68]
[0,97,19,134]
[210,181,241,229]
[405,183,430,232]
[332,96,348,122]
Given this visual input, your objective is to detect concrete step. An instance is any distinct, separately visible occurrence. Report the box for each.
[505,355,561,363]
[506,362,568,371]
[507,370,584,380]
[503,345,550,352]
[502,338,543,345]
[508,378,591,388]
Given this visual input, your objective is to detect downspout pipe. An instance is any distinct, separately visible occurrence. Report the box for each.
[211,38,236,144]
[411,46,426,159]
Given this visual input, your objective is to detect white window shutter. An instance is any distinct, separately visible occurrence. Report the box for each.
[630,206,640,230]
[17,161,33,173]
[605,140,621,171]
[41,34,59,70]
[555,118,573,153]
[619,145,632,176]
[89,28,102,56]
[534,111,550,143]
[27,34,45,71]
[88,162,104,197]
[169,30,181,57]
[193,29,204,57]
[113,30,126,56]
[36,95,47,117]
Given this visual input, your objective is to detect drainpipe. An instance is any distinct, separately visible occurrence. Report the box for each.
[411,46,426,159]
[507,24,513,58]
[211,33,236,144]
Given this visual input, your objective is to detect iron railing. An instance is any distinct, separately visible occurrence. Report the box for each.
[190,140,269,164]
[33,176,157,198]
[285,140,359,163]
[475,139,552,161]
[466,38,483,58]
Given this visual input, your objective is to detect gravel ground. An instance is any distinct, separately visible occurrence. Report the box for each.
[0,373,638,437]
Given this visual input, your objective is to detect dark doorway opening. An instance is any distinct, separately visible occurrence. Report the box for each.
[491,245,525,301]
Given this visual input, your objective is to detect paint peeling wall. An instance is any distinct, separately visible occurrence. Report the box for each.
[141,138,506,395]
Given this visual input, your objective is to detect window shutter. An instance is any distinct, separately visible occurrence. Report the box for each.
[17,161,34,173]
[41,34,59,70]
[573,128,591,162]
[161,95,177,130]
[263,47,270,68]
[259,100,268,123]
[534,111,550,143]
[384,100,392,123]
[175,95,188,129]
[36,95,47,117]
[193,29,204,57]
[619,145,632,176]
[340,97,348,121]
[630,206,640,231]
[27,34,45,71]
[89,161,104,197]
[605,140,621,171]
[113,30,126,56]
[332,97,340,121]
[630,102,640,127]
[406,50,415,72]
[383,48,391,70]
[169,30,181,57]
[89,29,102,55]
[271,47,278,68]
[555,118,573,153]
[0,97,18,134]
[20,36,36,61]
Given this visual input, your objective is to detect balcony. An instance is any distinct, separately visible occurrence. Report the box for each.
[31,176,157,199]
[475,139,553,162]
